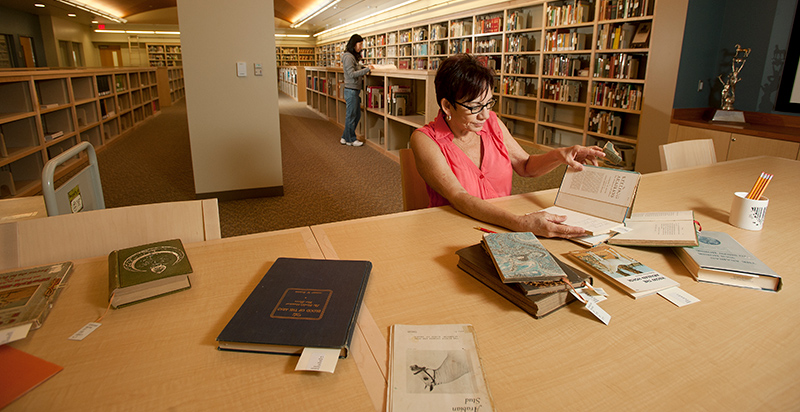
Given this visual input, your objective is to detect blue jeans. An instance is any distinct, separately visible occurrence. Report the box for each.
[341,88,361,143]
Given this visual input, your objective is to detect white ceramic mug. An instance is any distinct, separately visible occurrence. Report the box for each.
[729,191,768,231]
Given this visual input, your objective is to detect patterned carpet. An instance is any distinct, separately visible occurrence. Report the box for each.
[96,93,563,238]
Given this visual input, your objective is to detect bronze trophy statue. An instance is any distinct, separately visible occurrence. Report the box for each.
[713,44,750,123]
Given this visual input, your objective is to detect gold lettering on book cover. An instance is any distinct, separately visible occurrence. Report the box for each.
[270,288,332,320]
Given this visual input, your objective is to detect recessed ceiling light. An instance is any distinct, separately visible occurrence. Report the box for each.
[68,13,77,17]
[34,3,45,7]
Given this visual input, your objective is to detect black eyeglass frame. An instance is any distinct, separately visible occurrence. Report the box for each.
[452,98,497,114]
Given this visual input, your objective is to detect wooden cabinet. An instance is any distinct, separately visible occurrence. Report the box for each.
[0,68,161,199]
[147,43,182,67]
[315,0,657,169]
[670,124,800,161]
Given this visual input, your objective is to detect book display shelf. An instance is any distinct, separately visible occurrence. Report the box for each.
[314,0,657,169]
[0,68,160,199]
[276,47,316,67]
[305,67,437,157]
[278,66,307,102]
[146,43,182,67]
[155,67,185,107]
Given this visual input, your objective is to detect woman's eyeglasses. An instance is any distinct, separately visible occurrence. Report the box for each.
[455,99,496,114]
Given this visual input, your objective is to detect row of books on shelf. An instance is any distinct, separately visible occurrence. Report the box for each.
[599,0,654,21]
[506,33,534,52]
[501,77,537,97]
[591,82,643,110]
[546,0,592,27]
[594,52,644,79]
[476,16,502,34]
[541,79,582,102]
[506,9,534,31]
[504,55,536,75]
[597,21,651,50]
[543,55,589,77]
[545,30,591,52]
[588,110,623,136]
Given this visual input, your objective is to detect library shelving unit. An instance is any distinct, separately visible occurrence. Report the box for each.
[318,0,657,169]
[304,67,437,157]
[276,47,316,67]
[147,43,183,67]
[277,66,307,102]
[155,67,186,107]
[0,67,161,198]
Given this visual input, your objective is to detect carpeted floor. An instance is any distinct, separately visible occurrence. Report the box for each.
[95,93,563,238]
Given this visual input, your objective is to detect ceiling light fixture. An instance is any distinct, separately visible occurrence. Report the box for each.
[290,0,341,29]
[34,4,46,8]
[314,0,420,37]
[275,34,311,38]
[94,29,180,35]
[54,0,127,23]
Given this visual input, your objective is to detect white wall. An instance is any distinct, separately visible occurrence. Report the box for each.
[177,0,282,198]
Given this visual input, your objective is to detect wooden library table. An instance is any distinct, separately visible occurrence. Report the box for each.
[6,227,375,411]
[311,156,800,411]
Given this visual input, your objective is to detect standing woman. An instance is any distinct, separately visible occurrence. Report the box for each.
[341,34,372,147]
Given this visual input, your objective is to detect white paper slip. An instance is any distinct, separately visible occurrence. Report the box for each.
[0,323,32,345]
[295,347,341,373]
[69,322,102,341]
[658,287,700,307]
[570,289,611,325]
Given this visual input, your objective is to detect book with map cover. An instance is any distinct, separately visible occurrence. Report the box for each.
[480,232,567,283]
[456,244,592,318]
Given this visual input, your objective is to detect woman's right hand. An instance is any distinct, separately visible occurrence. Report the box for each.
[517,211,587,239]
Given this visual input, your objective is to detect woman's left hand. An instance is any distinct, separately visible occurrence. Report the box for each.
[559,145,605,171]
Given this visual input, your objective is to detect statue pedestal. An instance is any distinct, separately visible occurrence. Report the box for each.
[711,109,746,123]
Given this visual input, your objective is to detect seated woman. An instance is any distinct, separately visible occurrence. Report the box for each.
[410,54,605,238]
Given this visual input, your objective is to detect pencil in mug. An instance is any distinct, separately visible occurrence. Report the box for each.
[746,172,773,200]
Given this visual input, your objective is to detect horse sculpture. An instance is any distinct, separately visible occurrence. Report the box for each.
[410,350,471,392]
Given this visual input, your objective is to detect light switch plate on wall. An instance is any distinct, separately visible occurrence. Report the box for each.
[236,62,247,77]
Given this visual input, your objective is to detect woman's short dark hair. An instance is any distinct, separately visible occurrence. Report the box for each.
[434,54,495,109]
[345,34,364,60]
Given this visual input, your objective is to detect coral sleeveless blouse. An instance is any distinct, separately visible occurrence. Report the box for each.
[417,110,512,207]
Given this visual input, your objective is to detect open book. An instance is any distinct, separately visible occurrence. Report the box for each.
[541,165,641,245]
[608,211,699,247]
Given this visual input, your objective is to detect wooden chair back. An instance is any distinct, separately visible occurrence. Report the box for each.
[0,199,221,271]
[659,139,717,171]
[399,148,429,211]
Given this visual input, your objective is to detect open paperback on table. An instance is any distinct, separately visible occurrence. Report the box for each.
[388,324,495,412]
[540,165,641,245]
[608,210,699,247]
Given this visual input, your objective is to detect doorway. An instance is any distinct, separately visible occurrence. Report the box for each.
[19,36,35,67]
[99,45,122,67]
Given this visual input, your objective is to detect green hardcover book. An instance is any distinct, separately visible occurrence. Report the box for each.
[108,239,193,308]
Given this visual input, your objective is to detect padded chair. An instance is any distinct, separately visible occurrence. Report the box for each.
[41,141,105,216]
[399,148,429,211]
[658,139,717,171]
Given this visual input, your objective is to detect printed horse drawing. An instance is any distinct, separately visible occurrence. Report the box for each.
[410,350,471,391]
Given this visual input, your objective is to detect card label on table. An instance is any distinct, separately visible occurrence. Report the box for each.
[69,322,101,341]
[658,287,700,307]
[295,347,340,373]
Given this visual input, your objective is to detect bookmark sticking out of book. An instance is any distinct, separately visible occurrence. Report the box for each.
[746,172,773,200]
[569,287,611,325]
[295,347,341,373]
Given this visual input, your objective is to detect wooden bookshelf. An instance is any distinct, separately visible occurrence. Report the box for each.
[147,43,182,67]
[155,67,185,107]
[276,47,316,67]
[315,0,657,169]
[278,66,307,102]
[304,67,437,158]
[0,68,161,199]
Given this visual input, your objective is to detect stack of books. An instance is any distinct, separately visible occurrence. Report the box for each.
[455,232,592,318]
